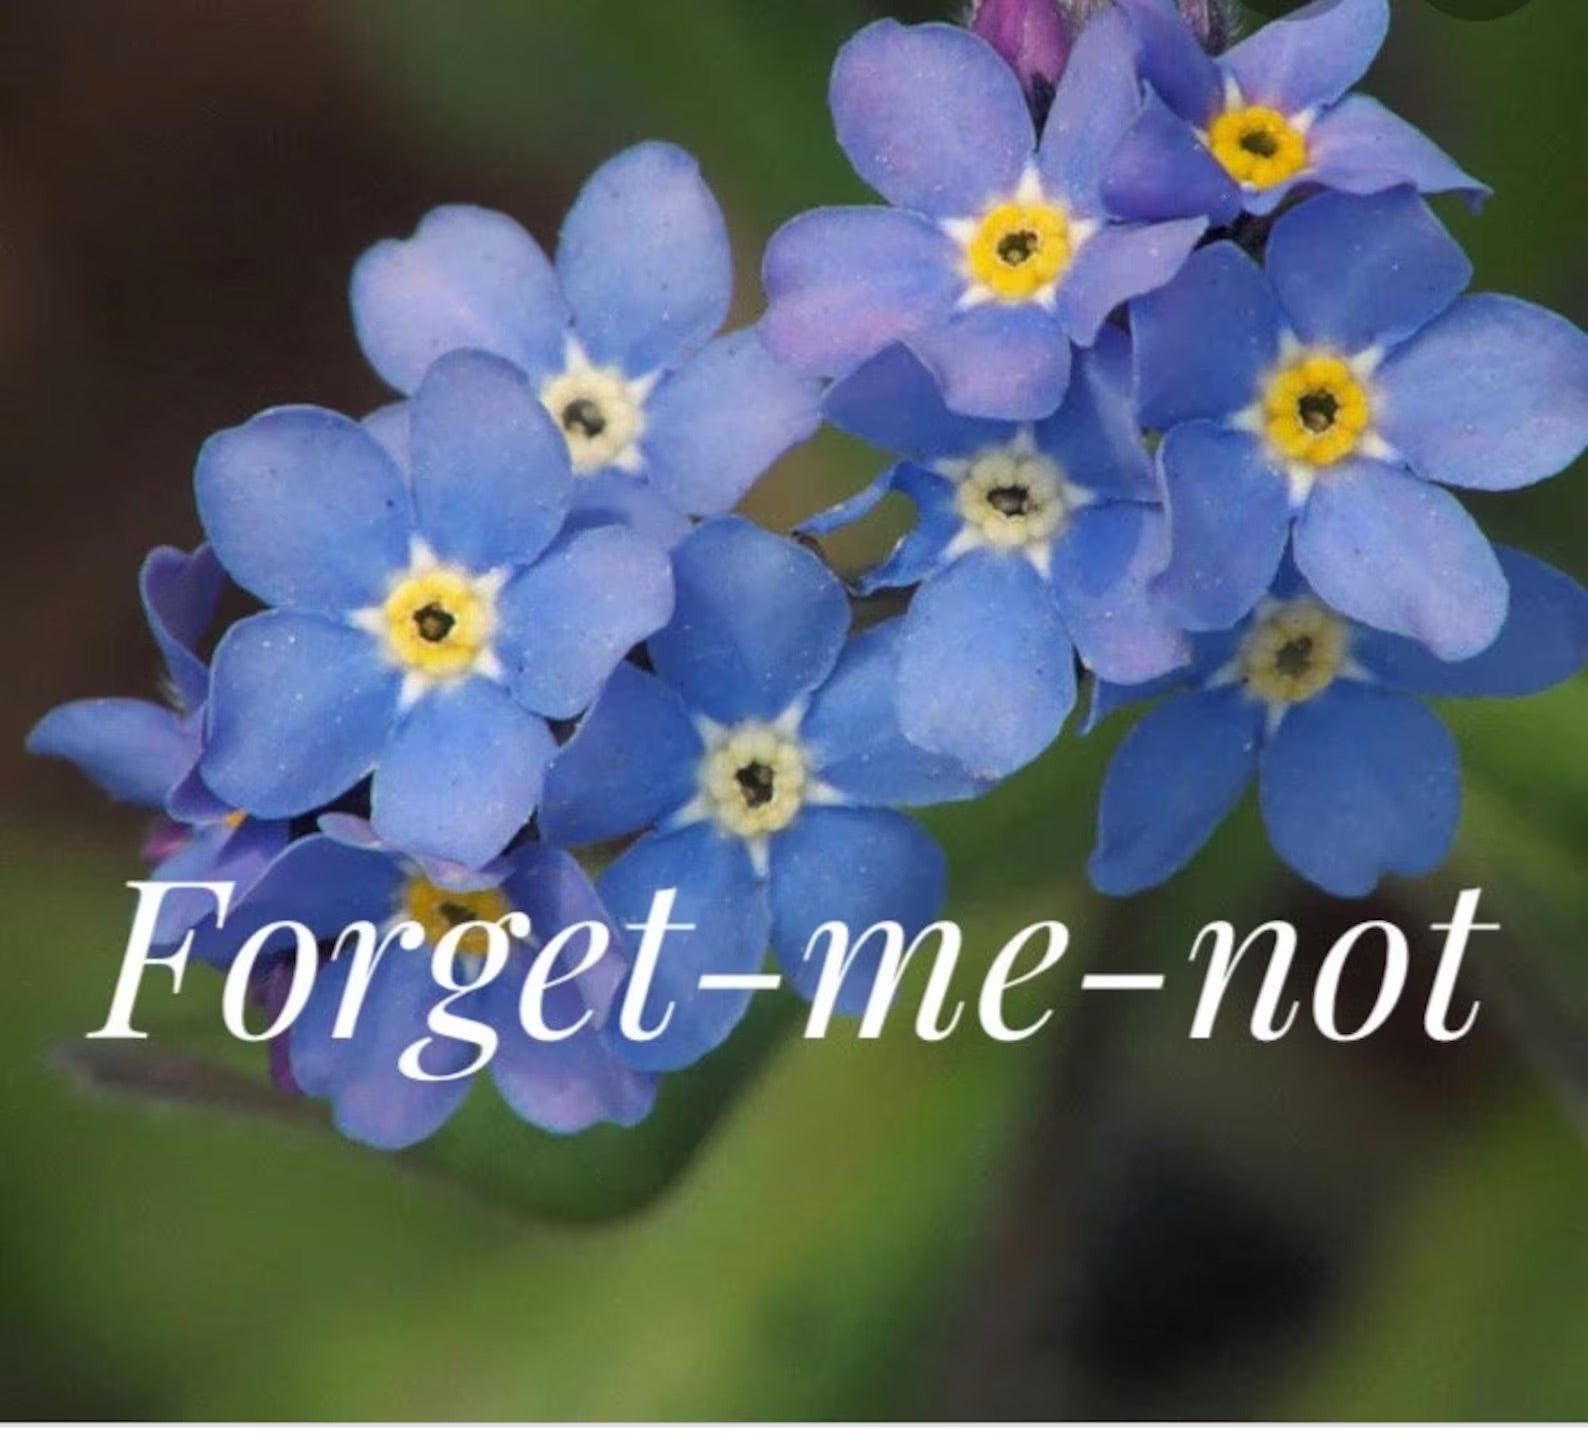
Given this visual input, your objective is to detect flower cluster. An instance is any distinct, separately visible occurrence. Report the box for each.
[30,0,1588,1149]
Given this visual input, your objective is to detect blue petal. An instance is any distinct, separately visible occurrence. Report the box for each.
[565,472,693,551]
[371,678,555,870]
[1307,96,1490,209]
[362,402,410,473]
[1224,0,1388,115]
[598,824,772,1073]
[769,807,947,1014]
[290,952,476,1151]
[649,518,849,724]
[1037,7,1144,216]
[538,664,703,848]
[1102,88,1242,226]
[496,525,675,722]
[801,621,985,808]
[140,545,223,714]
[208,833,404,947]
[1055,219,1207,349]
[154,816,292,955]
[408,350,574,572]
[1267,188,1471,355]
[906,305,1073,422]
[1353,546,1588,700]
[822,342,1015,463]
[1376,294,1588,492]
[832,21,1033,218]
[27,699,195,808]
[1152,421,1291,631]
[1034,324,1158,503]
[1090,684,1261,895]
[1294,459,1506,661]
[855,463,966,595]
[202,614,398,819]
[1116,0,1224,124]
[896,551,1076,778]
[195,407,411,613]
[642,329,822,518]
[1051,505,1190,684]
[760,207,960,381]
[1259,682,1459,898]
[1132,243,1284,432]
[351,204,568,395]
[556,142,731,376]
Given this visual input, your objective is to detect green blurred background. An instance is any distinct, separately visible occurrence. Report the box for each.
[3,0,1585,1422]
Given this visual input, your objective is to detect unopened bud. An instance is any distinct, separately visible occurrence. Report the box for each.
[969,0,1074,123]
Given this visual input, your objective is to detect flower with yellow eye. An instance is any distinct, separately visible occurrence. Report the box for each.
[1104,0,1487,226]
[196,349,673,870]
[1133,188,1588,663]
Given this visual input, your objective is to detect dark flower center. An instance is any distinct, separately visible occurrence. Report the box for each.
[438,900,479,928]
[1298,390,1340,434]
[1275,635,1317,680]
[413,602,457,644]
[987,484,1034,518]
[1240,127,1281,158]
[735,761,777,810]
[561,397,608,439]
[997,229,1040,267]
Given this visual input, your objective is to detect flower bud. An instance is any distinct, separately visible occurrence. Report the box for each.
[969,0,1074,121]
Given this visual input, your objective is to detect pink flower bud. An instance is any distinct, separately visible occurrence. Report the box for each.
[969,0,1074,116]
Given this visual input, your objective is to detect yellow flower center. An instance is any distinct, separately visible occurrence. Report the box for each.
[1262,354,1373,468]
[540,365,645,474]
[700,724,809,838]
[966,201,1074,303]
[1208,105,1310,190]
[956,447,1069,549]
[1239,601,1349,706]
[383,568,495,678]
[403,875,513,953]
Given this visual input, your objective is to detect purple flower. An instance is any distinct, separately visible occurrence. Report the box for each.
[760,12,1205,422]
[352,142,820,546]
[1105,0,1488,225]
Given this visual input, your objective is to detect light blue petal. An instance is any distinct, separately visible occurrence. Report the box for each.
[1376,294,1588,492]
[801,621,985,808]
[195,407,411,613]
[760,207,960,381]
[371,678,555,870]
[1224,0,1388,115]
[207,833,403,948]
[140,544,223,714]
[1116,0,1224,124]
[896,551,1076,778]
[649,518,849,724]
[565,472,693,551]
[1152,421,1291,631]
[855,463,966,595]
[1294,459,1506,661]
[823,342,1015,463]
[906,304,1073,423]
[408,349,574,572]
[643,329,822,518]
[1353,546,1588,700]
[1034,325,1158,503]
[1090,684,1261,895]
[1036,8,1143,215]
[362,402,410,473]
[1267,188,1471,354]
[1051,505,1190,684]
[496,525,675,722]
[598,824,772,1073]
[538,664,703,848]
[832,21,1033,218]
[1101,88,1242,226]
[501,844,630,1024]
[556,142,731,376]
[1307,96,1489,209]
[154,816,292,955]
[202,614,398,819]
[351,204,568,394]
[1132,243,1284,432]
[770,807,947,1014]
[27,699,195,808]
[1259,682,1459,898]
[1056,219,1207,349]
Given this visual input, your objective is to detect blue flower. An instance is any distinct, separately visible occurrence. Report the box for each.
[807,328,1188,778]
[351,142,820,546]
[196,349,674,870]
[1089,548,1588,898]
[210,826,655,1151]
[1105,0,1487,225]
[1133,186,1588,659]
[538,518,984,1070]
[27,544,290,947]
[759,12,1206,422]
